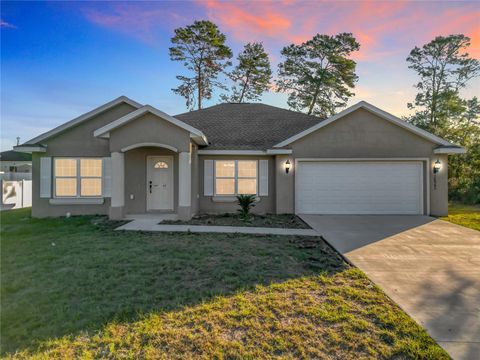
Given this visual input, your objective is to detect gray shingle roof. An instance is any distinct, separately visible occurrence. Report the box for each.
[175,103,323,150]
[0,150,32,162]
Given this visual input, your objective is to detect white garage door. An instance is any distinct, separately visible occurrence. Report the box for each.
[296,161,423,215]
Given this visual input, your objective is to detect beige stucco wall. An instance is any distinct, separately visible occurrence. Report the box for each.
[109,113,190,153]
[31,102,137,218]
[276,108,449,216]
[44,103,137,156]
[275,154,294,214]
[198,155,276,214]
[190,143,199,216]
[430,154,448,216]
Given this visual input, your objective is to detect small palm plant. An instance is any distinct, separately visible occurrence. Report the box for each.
[236,194,256,222]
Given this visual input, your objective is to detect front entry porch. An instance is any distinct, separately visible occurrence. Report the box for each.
[108,144,192,220]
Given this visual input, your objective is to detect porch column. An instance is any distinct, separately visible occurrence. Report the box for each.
[109,151,125,220]
[178,151,191,220]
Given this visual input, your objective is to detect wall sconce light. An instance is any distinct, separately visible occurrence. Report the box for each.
[433,159,441,190]
[285,160,291,174]
[433,159,441,174]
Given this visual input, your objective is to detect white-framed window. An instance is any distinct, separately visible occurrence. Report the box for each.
[214,160,257,195]
[54,158,102,197]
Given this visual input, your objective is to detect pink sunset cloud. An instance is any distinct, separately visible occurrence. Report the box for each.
[197,0,479,62]
[203,0,292,38]
[81,1,479,63]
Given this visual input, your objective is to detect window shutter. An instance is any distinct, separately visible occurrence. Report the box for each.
[102,157,112,197]
[259,160,268,196]
[40,157,52,198]
[204,160,214,196]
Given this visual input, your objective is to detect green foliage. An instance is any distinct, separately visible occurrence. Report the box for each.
[169,20,232,110]
[441,203,480,231]
[2,209,447,358]
[276,33,360,117]
[236,194,256,221]
[221,42,272,103]
[406,35,480,204]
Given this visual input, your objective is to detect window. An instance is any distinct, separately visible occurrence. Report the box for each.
[154,161,169,169]
[214,160,257,195]
[54,158,102,197]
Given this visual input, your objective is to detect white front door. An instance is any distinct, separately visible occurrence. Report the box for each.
[146,156,174,211]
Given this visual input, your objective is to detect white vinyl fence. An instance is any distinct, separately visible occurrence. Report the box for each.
[1,180,32,210]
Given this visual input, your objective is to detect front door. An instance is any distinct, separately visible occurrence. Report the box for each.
[146,156,174,211]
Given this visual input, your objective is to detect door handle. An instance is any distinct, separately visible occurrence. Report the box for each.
[149,181,152,193]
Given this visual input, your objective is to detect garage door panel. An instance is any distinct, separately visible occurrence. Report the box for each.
[296,161,423,214]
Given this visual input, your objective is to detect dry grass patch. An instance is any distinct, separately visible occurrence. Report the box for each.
[7,269,447,359]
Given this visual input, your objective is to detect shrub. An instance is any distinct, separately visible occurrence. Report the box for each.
[236,194,256,222]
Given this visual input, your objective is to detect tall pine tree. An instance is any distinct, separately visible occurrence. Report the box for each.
[222,42,272,103]
[169,20,232,110]
[276,33,360,118]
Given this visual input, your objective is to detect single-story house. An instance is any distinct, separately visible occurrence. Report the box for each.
[0,150,32,174]
[14,96,465,219]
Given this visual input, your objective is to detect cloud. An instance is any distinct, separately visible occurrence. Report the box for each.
[0,19,17,29]
[424,8,480,58]
[198,0,480,62]
[83,3,186,44]
[203,0,291,39]
[82,1,480,62]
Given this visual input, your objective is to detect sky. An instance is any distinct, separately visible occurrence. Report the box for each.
[1,0,479,151]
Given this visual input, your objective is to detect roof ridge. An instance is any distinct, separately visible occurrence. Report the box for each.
[174,102,325,121]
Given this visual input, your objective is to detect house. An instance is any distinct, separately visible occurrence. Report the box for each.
[14,96,464,220]
[0,150,32,175]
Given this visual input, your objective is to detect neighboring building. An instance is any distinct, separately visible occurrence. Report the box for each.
[14,96,464,219]
[0,150,32,174]
[1,150,33,209]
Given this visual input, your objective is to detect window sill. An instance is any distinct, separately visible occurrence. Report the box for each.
[211,196,260,203]
[49,198,105,205]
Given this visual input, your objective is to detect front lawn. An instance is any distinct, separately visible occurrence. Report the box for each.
[1,209,447,358]
[441,203,480,231]
[162,213,311,228]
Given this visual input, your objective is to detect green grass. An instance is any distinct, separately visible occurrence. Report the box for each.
[440,203,480,231]
[1,209,448,359]
[162,213,311,228]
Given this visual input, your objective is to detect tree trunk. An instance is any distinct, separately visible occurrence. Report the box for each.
[198,74,202,110]
[430,68,437,127]
[239,71,250,103]
[197,65,202,110]
[308,86,320,115]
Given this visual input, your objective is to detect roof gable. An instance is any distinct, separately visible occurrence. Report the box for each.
[274,101,456,148]
[93,105,208,145]
[23,96,142,145]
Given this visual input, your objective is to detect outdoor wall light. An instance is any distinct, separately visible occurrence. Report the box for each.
[285,160,291,174]
[433,159,441,190]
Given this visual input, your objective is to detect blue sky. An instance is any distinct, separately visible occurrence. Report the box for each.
[1,0,479,151]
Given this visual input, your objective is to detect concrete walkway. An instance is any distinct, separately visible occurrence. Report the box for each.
[116,218,318,236]
[300,214,480,360]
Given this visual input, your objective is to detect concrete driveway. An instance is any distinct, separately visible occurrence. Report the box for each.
[300,215,480,360]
